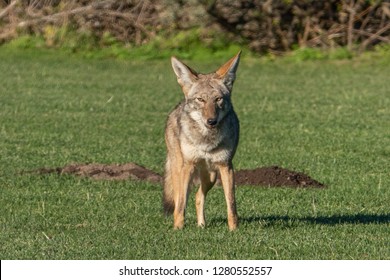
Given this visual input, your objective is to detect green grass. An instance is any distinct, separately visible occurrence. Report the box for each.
[0,48,389,259]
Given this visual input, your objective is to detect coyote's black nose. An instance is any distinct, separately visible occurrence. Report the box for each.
[207,118,218,126]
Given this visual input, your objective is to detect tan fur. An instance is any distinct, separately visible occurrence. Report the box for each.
[163,51,241,230]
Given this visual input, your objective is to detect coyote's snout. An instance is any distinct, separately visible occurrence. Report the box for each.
[163,51,241,230]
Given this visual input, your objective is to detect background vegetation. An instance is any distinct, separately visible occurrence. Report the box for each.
[0,0,389,59]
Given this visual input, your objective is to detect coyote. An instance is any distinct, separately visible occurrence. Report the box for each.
[163,51,241,230]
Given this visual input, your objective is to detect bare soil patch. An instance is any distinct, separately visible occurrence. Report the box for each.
[33,163,163,184]
[30,162,325,188]
[234,166,325,188]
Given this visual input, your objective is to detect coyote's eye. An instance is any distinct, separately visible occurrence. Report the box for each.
[196,97,205,103]
[216,97,223,102]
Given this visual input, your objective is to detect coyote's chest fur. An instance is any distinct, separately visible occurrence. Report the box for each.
[173,101,238,165]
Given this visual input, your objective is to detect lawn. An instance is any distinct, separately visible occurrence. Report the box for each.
[0,48,389,259]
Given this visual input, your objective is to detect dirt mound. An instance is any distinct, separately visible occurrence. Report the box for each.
[30,163,325,188]
[235,166,325,188]
[34,163,163,185]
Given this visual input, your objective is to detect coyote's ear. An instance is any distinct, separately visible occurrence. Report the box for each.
[215,51,241,91]
[171,56,198,94]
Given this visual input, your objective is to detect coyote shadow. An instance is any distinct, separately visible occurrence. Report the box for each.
[240,213,390,226]
[209,213,390,227]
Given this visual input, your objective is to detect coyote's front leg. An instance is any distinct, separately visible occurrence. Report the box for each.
[196,167,217,227]
[218,163,238,231]
[173,162,195,229]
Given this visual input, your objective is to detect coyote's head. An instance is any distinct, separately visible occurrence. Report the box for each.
[171,52,241,129]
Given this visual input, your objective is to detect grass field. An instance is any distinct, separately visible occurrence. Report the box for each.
[0,48,389,259]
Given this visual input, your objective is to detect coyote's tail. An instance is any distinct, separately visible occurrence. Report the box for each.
[163,161,175,215]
